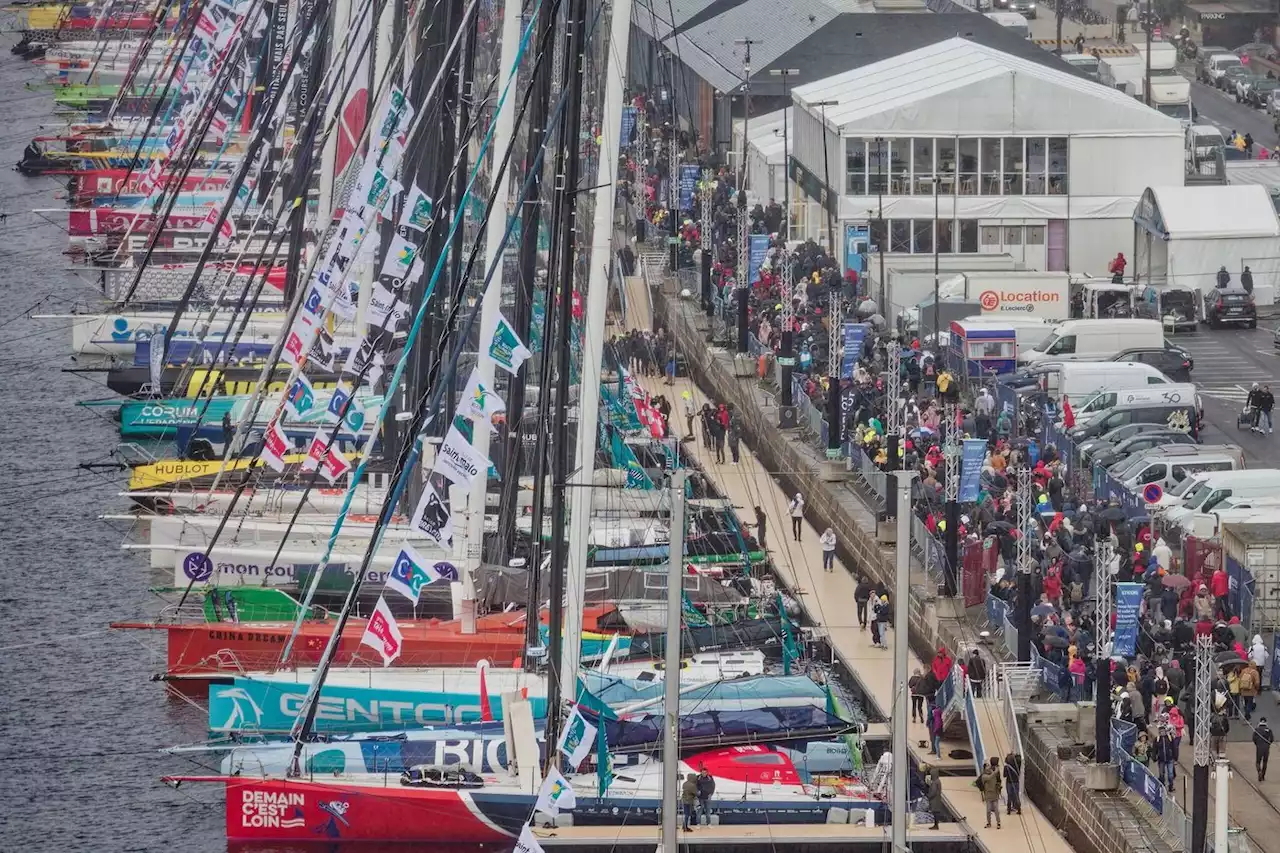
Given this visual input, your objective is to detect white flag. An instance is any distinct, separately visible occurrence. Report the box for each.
[283,316,319,368]
[432,423,489,486]
[360,596,404,666]
[459,368,506,431]
[513,824,545,853]
[319,445,351,485]
[556,706,597,768]
[301,428,330,473]
[367,283,409,330]
[380,232,417,281]
[387,545,461,604]
[343,337,386,388]
[483,310,532,375]
[535,766,578,816]
[410,479,454,547]
[398,183,434,231]
[260,419,290,473]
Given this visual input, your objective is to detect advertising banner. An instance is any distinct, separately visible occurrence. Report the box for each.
[958,439,986,502]
[1113,583,1144,657]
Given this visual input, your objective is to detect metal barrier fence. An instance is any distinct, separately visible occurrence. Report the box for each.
[963,675,986,774]
[1001,667,1027,795]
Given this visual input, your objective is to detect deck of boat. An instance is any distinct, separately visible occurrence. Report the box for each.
[616,265,1073,853]
[532,822,967,845]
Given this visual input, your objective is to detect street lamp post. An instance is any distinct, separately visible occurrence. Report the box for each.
[811,99,839,254]
[768,68,799,241]
[874,136,886,313]
[771,68,799,427]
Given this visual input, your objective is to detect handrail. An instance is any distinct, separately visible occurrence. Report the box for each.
[963,674,986,775]
[1002,666,1026,795]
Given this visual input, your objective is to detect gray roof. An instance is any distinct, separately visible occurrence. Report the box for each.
[632,0,840,92]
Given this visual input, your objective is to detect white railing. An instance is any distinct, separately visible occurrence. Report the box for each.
[1002,665,1027,795]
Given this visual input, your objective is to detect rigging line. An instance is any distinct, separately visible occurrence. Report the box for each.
[168,0,469,610]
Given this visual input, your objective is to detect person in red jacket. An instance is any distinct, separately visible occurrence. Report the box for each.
[1062,395,1075,429]
[1109,252,1127,283]
[931,646,954,683]
[1212,566,1231,619]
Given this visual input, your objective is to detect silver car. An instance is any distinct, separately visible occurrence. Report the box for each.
[1269,88,1280,118]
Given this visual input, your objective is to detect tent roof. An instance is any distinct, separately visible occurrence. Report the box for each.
[745,108,793,164]
[1145,185,1280,239]
[791,37,1181,136]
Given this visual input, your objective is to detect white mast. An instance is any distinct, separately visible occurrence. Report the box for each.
[562,0,634,684]
[461,0,528,620]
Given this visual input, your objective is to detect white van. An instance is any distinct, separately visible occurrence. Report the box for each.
[1184,498,1280,539]
[1164,470,1280,527]
[1114,445,1244,492]
[1042,361,1173,402]
[1020,319,1164,365]
[1073,383,1196,425]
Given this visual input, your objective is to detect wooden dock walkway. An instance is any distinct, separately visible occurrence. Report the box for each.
[616,269,1074,853]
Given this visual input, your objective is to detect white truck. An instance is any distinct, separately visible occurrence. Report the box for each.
[1220,521,1280,631]
[1100,54,1146,97]
[1133,42,1178,74]
[1149,75,1193,125]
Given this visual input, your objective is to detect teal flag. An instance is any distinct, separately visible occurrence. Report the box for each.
[573,676,618,722]
[777,592,799,675]
[597,713,614,797]
[825,683,863,770]
[682,592,709,627]
[610,431,654,489]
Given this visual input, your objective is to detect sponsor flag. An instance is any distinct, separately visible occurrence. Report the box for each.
[385,544,457,604]
[596,715,614,796]
[319,445,351,484]
[557,706,597,768]
[301,284,325,319]
[432,422,489,486]
[682,591,709,627]
[399,183,433,231]
[380,233,417,280]
[261,419,290,472]
[360,596,403,666]
[514,824,545,853]
[535,766,577,816]
[459,368,506,430]
[778,591,799,675]
[483,310,532,375]
[301,428,330,473]
[325,382,355,424]
[148,333,166,391]
[344,337,386,388]
[477,659,494,722]
[367,283,409,330]
[410,479,454,547]
[363,168,397,216]
[573,677,619,721]
[282,316,318,367]
[309,326,338,370]
[284,373,315,419]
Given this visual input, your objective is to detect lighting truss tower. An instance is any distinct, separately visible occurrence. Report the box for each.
[1094,538,1113,762]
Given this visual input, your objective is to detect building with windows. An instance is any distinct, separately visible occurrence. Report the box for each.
[787,37,1184,312]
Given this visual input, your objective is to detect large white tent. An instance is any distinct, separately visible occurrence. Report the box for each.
[1133,185,1280,297]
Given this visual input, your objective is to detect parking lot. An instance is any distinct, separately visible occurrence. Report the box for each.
[1173,324,1280,462]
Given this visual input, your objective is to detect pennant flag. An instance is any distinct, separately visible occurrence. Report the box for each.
[301,429,330,473]
[460,368,506,430]
[380,233,417,281]
[386,544,458,603]
[261,419,290,472]
[319,445,351,485]
[535,766,577,816]
[399,183,434,231]
[360,596,404,666]
[514,824,545,853]
[284,373,315,420]
[483,310,532,375]
[432,422,489,486]
[325,382,355,424]
[477,659,494,722]
[410,479,454,547]
[596,713,614,797]
[557,706,597,768]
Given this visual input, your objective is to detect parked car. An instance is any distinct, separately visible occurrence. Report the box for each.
[1269,88,1280,118]
[1205,53,1244,87]
[1077,422,1190,463]
[1110,345,1194,381]
[1219,65,1250,93]
[1196,48,1231,83]
[1246,78,1280,110]
[1092,430,1200,469]
[1204,286,1257,328]
[1009,0,1036,18]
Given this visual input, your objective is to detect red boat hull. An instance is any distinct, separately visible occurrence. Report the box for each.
[224,778,509,843]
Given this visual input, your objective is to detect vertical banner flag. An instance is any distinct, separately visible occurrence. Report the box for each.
[285,373,316,419]
[840,323,868,380]
[433,422,490,486]
[619,106,636,146]
[535,766,578,816]
[958,439,987,502]
[460,368,507,429]
[1113,583,1144,657]
[557,706,597,768]
[360,596,404,666]
[261,419,290,472]
[596,715,614,796]
[484,310,533,375]
[748,233,769,286]
[411,479,454,546]
[678,164,700,211]
[148,335,166,391]
[398,184,434,231]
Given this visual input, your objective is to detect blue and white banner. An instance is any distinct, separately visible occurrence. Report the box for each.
[748,234,769,286]
[678,164,700,211]
[1113,583,1144,657]
[840,323,868,380]
[620,106,636,146]
[958,439,986,502]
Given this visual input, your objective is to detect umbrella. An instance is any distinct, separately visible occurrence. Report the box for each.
[1043,634,1069,649]
[1162,574,1192,591]
[1032,602,1056,619]
[858,299,878,315]
[1215,652,1247,667]
[1101,507,1127,524]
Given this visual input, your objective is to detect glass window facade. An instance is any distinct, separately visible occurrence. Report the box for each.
[863,219,981,255]
[843,136,1069,196]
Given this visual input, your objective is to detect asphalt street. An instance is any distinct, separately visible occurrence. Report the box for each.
[1174,324,1280,465]
[1189,78,1278,151]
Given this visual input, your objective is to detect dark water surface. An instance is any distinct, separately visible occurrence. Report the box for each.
[0,38,500,853]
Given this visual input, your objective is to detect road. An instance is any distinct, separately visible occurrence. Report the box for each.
[1173,325,1279,465]
[1189,78,1278,151]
